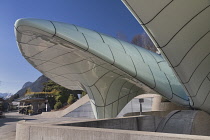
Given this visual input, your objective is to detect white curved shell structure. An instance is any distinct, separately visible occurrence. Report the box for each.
[15,18,189,119]
[122,0,210,114]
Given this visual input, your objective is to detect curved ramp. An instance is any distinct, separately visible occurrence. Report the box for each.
[41,95,89,118]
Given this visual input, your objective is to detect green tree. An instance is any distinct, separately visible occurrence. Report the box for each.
[67,94,76,105]
[43,80,79,109]
[54,101,62,110]
[81,91,87,97]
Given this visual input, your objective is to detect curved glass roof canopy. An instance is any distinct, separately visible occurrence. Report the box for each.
[15,18,189,119]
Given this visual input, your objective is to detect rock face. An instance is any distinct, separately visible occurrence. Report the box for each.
[15,75,49,97]
[22,82,33,89]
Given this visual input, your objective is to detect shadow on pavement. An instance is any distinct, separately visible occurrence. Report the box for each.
[0,116,36,127]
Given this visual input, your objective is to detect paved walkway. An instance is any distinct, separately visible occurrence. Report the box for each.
[0,111,92,140]
[0,112,31,140]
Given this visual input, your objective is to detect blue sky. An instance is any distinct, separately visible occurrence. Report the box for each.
[0,0,144,94]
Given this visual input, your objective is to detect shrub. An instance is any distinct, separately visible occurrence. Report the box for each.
[54,102,62,110]
[81,91,87,97]
[67,94,75,105]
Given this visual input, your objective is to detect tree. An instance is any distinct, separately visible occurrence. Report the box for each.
[67,94,76,105]
[116,32,128,41]
[81,91,87,97]
[43,80,79,109]
[131,33,157,53]
[54,101,62,110]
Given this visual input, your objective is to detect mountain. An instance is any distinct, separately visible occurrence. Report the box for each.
[22,81,33,89]
[15,75,49,97]
[0,93,13,99]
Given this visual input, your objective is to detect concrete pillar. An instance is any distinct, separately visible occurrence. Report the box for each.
[152,95,162,111]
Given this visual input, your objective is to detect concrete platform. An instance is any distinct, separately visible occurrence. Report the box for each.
[16,110,210,140]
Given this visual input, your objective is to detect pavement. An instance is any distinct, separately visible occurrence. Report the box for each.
[0,111,38,140]
[0,111,92,140]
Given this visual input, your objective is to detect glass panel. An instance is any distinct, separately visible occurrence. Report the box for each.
[85,35,114,64]
[77,26,103,42]
[111,47,136,77]
[101,34,125,53]
[54,22,88,50]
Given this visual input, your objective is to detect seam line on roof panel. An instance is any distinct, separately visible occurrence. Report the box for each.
[200,83,210,108]
[93,85,105,106]
[123,0,160,48]
[116,39,127,53]
[148,65,156,89]
[87,86,99,118]
[126,85,136,104]
[164,73,173,100]
[107,45,115,65]
[173,31,210,67]
[43,59,85,72]
[207,76,210,81]
[148,51,161,71]
[91,82,137,108]
[96,32,105,43]
[161,5,210,48]
[48,72,77,82]
[104,75,124,106]
[132,45,145,63]
[81,33,89,51]
[183,52,210,84]
[116,80,128,114]
[88,71,112,87]
[169,94,189,105]
[129,56,137,77]
[28,45,57,59]
[52,62,106,75]
[142,0,174,25]
[72,24,79,31]
[34,51,71,66]
[15,25,55,37]
[49,21,56,37]
[18,41,55,48]
[15,26,36,44]
[191,72,210,97]
[90,84,171,108]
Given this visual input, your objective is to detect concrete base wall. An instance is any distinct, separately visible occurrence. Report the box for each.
[62,116,162,132]
[16,110,210,140]
[16,121,210,140]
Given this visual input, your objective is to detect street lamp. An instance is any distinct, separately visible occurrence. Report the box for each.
[139,98,144,115]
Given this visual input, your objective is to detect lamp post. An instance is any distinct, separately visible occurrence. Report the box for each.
[139,98,144,115]
[45,99,48,112]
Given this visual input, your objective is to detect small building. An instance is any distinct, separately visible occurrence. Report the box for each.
[15,91,53,114]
